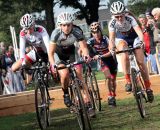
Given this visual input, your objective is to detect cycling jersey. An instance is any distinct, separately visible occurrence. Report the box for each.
[19,25,49,63]
[108,15,139,46]
[87,35,117,75]
[50,25,85,63]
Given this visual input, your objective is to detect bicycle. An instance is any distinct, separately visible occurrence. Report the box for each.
[56,59,92,130]
[116,45,148,118]
[84,60,101,111]
[21,48,52,129]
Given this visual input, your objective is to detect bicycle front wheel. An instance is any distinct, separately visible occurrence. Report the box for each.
[85,71,101,111]
[35,82,50,129]
[72,80,92,130]
[131,68,146,118]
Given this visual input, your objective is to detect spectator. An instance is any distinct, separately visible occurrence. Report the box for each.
[5,46,16,68]
[0,48,6,94]
[138,14,158,74]
[152,7,160,74]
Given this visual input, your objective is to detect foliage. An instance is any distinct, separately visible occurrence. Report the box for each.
[58,0,100,25]
[0,0,55,45]
[128,0,160,16]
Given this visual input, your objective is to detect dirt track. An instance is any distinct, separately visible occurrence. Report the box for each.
[50,75,160,109]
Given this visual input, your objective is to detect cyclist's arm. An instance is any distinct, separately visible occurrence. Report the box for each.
[41,28,50,53]
[79,40,89,57]
[108,20,116,50]
[19,34,26,64]
[48,41,56,65]
[108,31,116,50]
[133,25,144,42]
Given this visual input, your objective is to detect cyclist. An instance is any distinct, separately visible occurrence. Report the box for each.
[48,12,93,111]
[87,22,118,106]
[11,13,58,74]
[108,1,154,102]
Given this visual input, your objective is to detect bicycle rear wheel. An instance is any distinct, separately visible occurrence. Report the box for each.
[72,80,92,130]
[85,71,101,111]
[35,82,50,129]
[131,68,146,118]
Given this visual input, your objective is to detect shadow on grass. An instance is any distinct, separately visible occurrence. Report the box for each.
[1,95,160,130]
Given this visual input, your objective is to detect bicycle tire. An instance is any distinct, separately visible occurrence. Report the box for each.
[131,68,146,118]
[35,82,50,129]
[72,80,92,130]
[85,71,101,111]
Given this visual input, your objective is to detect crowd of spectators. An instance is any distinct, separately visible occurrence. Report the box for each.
[138,7,160,75]
[0,42,25,95]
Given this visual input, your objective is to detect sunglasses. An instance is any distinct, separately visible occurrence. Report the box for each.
[91,30,99,34]
[61,24,71,27]
[115,15,123,19]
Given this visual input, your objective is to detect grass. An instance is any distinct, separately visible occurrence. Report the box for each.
[95,71,124,80]
[1,95,160,130]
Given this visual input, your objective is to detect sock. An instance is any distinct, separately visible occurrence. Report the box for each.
[125,74,131,83]
[112,92,116,97]
[144,80,151,89]
[108,92,112,97]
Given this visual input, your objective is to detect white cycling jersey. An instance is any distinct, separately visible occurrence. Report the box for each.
[108,15,141,47]
[108,15,138,33]
[19,25,49,63]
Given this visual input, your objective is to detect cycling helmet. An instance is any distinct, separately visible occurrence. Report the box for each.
[57,12,74,25]
[90,22,101,32]
[20,14,35,29]
[110,1,125,15]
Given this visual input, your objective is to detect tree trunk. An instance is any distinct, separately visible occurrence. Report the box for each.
[44,0,55,35]
[85,0,100,25]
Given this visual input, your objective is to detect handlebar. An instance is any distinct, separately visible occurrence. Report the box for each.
[116,46,141,54]
[56,59,86,70]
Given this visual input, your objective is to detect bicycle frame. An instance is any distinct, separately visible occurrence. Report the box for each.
[56,60,91,130]
[128,49,146,91]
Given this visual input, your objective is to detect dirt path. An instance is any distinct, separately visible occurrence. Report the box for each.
[50,75,160,109]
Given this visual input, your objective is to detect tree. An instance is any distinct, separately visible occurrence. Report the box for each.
[58,0,100,25]
[0,0,55,44]
[128,0,160,16]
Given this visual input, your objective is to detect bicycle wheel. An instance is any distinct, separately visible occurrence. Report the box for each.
[85,71,101,111]
[35,81,50,129]
[72,80,92,130]
[131,68,146,118]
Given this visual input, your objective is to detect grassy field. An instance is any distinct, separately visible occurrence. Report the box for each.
[95,71,124,80]
[1,95,160,130]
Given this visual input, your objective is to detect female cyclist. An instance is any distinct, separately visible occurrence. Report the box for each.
[87,22,118,106]
[108,1,154,103]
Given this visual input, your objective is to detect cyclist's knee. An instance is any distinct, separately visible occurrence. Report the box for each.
[117,40,128,50]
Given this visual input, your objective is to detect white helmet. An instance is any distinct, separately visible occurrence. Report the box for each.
[57,12,74,25]
[20,14,35,29]
[110,1,125,15]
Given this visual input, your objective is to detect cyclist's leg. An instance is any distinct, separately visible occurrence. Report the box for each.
[101,60,117,106]
[57,63,72,107]
[116,39,132,91]
[133,38,154,102]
